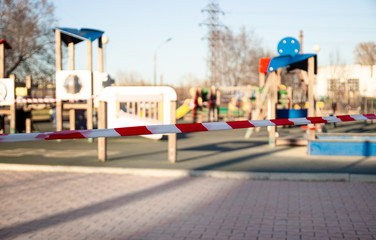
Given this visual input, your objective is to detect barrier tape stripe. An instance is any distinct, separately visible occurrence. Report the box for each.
[1,97,99,104]
[15,98,57,103]
[0,114,375,143]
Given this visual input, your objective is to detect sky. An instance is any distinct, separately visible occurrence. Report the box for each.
[53,0,376,86]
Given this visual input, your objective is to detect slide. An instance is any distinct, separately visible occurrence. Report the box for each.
[176,99,194,119]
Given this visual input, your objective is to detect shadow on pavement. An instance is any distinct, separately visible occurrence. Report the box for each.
[192,146,290,171]
[0,177,196,239]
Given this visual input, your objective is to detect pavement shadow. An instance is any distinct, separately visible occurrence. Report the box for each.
[342,157,369,171]
[0,177,196,239]
[180,140,265,152]
[109,149,167,161]
[329,121,376,133]
[192,146,290,171]
[108,141,265,162]
[107,133,200,161]
[177,140,266,163]
[344,128,375,133]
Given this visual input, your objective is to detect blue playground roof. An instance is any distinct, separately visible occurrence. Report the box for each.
[259,37,317,74]
[268,53,317,73]
[54,27,104,45]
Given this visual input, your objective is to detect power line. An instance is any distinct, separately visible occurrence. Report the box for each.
[225,10,376,18]
[200,0,227,86]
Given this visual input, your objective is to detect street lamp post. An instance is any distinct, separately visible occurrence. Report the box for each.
[154,38,172,85]
[102,35,109,72]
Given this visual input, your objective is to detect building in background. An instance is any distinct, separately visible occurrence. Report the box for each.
[316,65,376,114]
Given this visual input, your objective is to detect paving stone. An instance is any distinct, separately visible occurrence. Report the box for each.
[0,171,375,239]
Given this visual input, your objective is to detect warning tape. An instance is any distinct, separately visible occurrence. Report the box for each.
[0,114,375,143]
[1,97,98,104]
[15,98,57,103]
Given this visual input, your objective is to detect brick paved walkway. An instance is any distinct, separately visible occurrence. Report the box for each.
[0,171,375,240]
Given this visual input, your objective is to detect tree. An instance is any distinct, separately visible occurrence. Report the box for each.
[115,70,147,86]
[354,41,376,65]
[218,27,272,87]
[329,48,344,65]
[0,0,56,82]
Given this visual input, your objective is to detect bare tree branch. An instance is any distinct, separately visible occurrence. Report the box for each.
[354,41,376,65]
[218,27,272,87]
[0,0,56,83]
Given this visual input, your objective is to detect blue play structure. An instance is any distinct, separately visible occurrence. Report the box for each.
[54,27,104,44]
[261,37,314,122]
[308,134,376,156]
[259,36,317,74]
[277,109,307,119]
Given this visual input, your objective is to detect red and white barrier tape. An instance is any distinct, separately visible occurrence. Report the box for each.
[15,98,57,103]
[1,97,97,104]
[0,114,375,143]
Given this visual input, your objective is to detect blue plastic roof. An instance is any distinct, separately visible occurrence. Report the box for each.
[55,27,104,45]
[259,37,317,74]
[267,54,317,73]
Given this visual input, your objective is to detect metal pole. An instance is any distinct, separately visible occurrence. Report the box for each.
[153,54,157,85]
[154,38,172,86]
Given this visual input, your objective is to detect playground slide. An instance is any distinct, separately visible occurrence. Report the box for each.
[176,99,193,119]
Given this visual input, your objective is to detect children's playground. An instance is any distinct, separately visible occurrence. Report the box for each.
[0,28,376,164]
[1,27,376,240]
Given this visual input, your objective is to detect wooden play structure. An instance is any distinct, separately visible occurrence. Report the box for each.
[14,76,56,133]
[219,85,258,120]
[246,37,317,146]
[176,86,221,122]
[97,86,177,162]
[0,39,16,133]
[2,28,110,134]
[0,39,56,134]
[54,27,109,133]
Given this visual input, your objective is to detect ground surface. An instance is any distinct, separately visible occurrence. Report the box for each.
[1,121,376,174]
[0,120,375,239]
[0,171,375,240]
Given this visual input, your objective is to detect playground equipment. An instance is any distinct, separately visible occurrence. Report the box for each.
[176,98,194,119]
[0,39,11,79]
[177,85,266,122]
[2,113,374,143]
[98,86,177,139]
[176,87,198,121]
[0,39,16,133]
[97,86,177,162]
[0,39,57,133]
[191,87,204,123]
[246,36,317,146]
[220,85,258,120]
[54,27,110,132]
[1,112,374,162]
[308,133,376,156]
[15,76,56,133]
[176,86,221,122]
